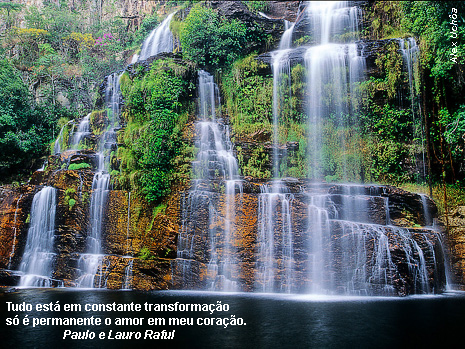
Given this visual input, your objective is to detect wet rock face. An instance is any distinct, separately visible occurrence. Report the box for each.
[52,170,94,284]
[264,1,301,21]
[0,185,37,270]
[99,190,181,290]
[446,206,465,289]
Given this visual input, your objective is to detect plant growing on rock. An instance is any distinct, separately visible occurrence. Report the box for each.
[178,3,247,69]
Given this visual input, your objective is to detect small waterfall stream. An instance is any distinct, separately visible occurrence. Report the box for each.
[70,113,91,150]
[398,37,426,182]
[76,72,121,288]
[136,12,176,62]
[176,70,242,291]
[53,125,65,155]
[18,187,58,287]
[121,192,133,290]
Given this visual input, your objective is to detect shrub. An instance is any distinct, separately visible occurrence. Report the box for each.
[119,59,190,202]
[68,162,91,170]
[179,4,247,69]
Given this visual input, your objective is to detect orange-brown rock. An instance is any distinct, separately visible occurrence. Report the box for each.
[101,188,182,289]
[0,185,37,270]
[444,206,465,289]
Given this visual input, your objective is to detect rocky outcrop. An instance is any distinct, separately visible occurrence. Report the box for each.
[261,1,301,21]
[100,189,180,290]
[445,206,465,289]
[209,1,286,54]
[53,169,93,284]
[0,173,450,295]
[0,185,37,271]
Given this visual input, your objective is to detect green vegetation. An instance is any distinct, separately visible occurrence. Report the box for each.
[178,4,248,69]
[222,54,273,137]
[0,58,73,179]
[138,246,156,261]
[243,1,270,13]
[68,163,91,171]
[363,1,465,186]
[401,182,465,215]
[366,1,406,40]
[1,0,465,208]
[0,0,194,178]
[119,58,193,202]
[64,188,77,211]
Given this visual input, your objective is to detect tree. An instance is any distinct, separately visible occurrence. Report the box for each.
[179,4,247,69]
[0,58,59,177]
[0,2,23,29]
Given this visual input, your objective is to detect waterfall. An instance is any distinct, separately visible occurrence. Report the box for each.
[253,13,301,292]
[176,70,242,291]
[420,194,432,226]
[18,187,58,287]
[250,1,448,295]
[53,125,65,155]
[70,113,91,150]
[138,12,175,62]
[279,20,295,50]
[308,1,360,44]
[398,37,426,182]
[121,192,133,290]
[302,2,368,293]
[126,191,131,255]
[257,184,295,293]
[53,120,75,155]
[304,0,364,181]
[255,1,367,293]
[122,258,134,290]
[76,72,121,288]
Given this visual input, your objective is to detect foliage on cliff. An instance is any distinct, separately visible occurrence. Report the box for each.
[0,58,72,180]
[222,54,309,179]
[0,0,184,178]
[365,1,465,184]
[118,58,194,202]
[177,3,248,70]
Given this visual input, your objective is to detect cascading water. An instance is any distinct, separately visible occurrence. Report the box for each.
[255,27,295,292]
[18,187,58,287]
[257,183,296,293]
[305,0,365,181]
[76,72,121,288]
[52,120,75,155]
[9,1,449,296]
[122,258,134,290]
[71,113,91,150]
[176,70,242,291]
[121,192,133,290]
[53,125,65,155]
[136,12,175,62]
[398,37,426,182]
[420,194,432,227]
[253,1,448,295]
